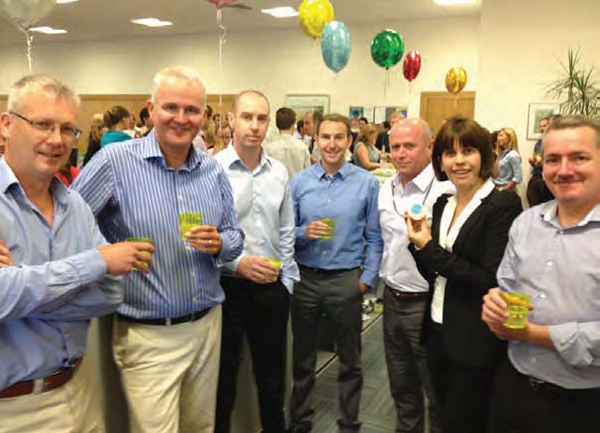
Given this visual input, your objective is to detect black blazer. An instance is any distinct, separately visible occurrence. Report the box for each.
[412,188,522,367]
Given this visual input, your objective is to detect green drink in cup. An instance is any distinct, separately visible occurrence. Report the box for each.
[125,237,154,269]
[502,291,531,329]
[178,212,203,242]
[320,219,335,241]
[264,258,282,283]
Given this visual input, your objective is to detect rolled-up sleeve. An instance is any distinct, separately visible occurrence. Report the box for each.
[549,322,600,368]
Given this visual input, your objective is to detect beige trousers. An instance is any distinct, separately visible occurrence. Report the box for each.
[113,305,222,433]
[0,357,103,433]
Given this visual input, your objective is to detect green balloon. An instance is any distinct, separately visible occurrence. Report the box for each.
[371,30,404,69]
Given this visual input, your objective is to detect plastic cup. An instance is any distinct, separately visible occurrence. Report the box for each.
[320,219,335,241]
[264,257,282,283]
[178,213,203,242]
[502,292,531,329]
[125,237,154,269]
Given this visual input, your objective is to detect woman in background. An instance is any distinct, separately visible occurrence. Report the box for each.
[493,127,522,191]
[406,116,522,433]
[82,113,105,166]
[100,105,132,148]
[353,124,381,170]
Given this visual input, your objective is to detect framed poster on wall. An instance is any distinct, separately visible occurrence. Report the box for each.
[527,102,560,140]
[285,94,330,121]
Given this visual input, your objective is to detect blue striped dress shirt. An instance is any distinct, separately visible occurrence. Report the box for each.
[0,159,122,390]
[72,132,244,319]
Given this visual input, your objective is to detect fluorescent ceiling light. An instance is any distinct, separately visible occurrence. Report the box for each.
[131,18,173,28]
[29,26,68,34]
[57,0,79,4]
[261,7,298,18]
[433,0,476,5]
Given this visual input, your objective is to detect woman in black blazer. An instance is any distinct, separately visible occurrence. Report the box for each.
[406,117,522,433]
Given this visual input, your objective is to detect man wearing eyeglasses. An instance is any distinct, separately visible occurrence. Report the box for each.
[0,74,154,432]
[73,66,244,433]
[378,118,453,433]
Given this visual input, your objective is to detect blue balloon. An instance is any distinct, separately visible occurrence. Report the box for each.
[321,21,350,73]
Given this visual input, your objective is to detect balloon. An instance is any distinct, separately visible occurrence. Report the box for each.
[445,66,467,94]
[0,0,55,32]
[321,21,350,73]
[298,0,334,39]
[403,51,422,82]
[207,0,236,8]
[370,30,404,69]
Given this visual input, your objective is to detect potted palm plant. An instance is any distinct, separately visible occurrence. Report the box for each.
[546,48,599,117]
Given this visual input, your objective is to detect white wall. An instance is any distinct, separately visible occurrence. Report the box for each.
[476,0,600,193]
[0,15,479,117]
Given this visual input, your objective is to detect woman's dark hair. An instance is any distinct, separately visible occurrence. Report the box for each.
[432,116,495,181]
[103,105,130,129]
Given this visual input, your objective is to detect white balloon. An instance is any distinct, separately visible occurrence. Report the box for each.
[0,0,56,32]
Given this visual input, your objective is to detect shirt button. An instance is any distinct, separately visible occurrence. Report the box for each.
[539,293,547,299]
[546,261,553,267]
[178,196,183,201]
[559,230,564,235]
[193,296,199,302]
[191,271,196,278]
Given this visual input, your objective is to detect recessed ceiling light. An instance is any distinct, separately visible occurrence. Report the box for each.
[131,18,173,28]
[29,26,68,34]
[261,7,298,18]
[433,0,476,5]
[56,0,79,4]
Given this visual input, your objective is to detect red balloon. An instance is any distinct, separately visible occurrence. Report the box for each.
[207,0,236,9]
[403,51,422,82]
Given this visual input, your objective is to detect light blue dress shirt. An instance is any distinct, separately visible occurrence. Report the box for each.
[0,159,121,390]
[498,201,600,389]
[214,145,299,293]
[493,149,523,186]
[291,162,383,288]
[72,132,244,319]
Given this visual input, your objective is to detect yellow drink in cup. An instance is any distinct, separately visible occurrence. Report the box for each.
[264,258,281,283]
[502,291,531,329]
[125,238,154,269]
[178,213,203,242]
[320,219,335,241]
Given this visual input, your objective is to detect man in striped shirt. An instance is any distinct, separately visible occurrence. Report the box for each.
[73,66,244,433]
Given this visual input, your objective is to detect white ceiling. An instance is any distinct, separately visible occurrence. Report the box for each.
[0,0,480,47]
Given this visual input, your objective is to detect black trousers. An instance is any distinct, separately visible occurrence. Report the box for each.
[488,359,600,433]
[426,323,499,433]
[215,276,290,433]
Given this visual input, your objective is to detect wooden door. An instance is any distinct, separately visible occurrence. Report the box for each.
[420,91,476,137]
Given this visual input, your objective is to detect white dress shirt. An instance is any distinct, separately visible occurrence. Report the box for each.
[214,145,300,293]
[378,164,454,293]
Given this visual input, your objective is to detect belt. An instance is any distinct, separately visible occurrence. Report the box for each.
[299,265,359,275]
[514,366,600,398]
[0,358,82,399]
[386,285,428,300]
[118,308,210,326]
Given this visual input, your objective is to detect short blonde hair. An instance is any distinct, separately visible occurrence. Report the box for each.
[151,66,206,108]
[8,74,80,111]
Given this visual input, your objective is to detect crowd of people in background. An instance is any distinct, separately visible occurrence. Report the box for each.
[0,68,598,433]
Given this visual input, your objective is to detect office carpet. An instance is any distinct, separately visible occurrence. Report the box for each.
[311,316,397,433]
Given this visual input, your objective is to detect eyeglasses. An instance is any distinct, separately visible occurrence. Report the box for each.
[9,111,82,140]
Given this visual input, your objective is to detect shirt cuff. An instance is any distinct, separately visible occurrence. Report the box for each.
[549,322,593,368]
[359,269,378,289]
[217,232,234,262]
[222,257,241,274]
[295,226,308,246]
[73,249,108,284]
[280,276,294,294]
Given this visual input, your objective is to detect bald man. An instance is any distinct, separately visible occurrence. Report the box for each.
[378,118,454,433]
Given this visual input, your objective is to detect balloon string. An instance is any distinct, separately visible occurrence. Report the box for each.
[408,81,413,95]
[26,31,33,73]
[384,69,390,97]
[217,8,227,129]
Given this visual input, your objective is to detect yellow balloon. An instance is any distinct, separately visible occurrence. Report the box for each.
[298,0,334,39]
[445,66,467,95]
